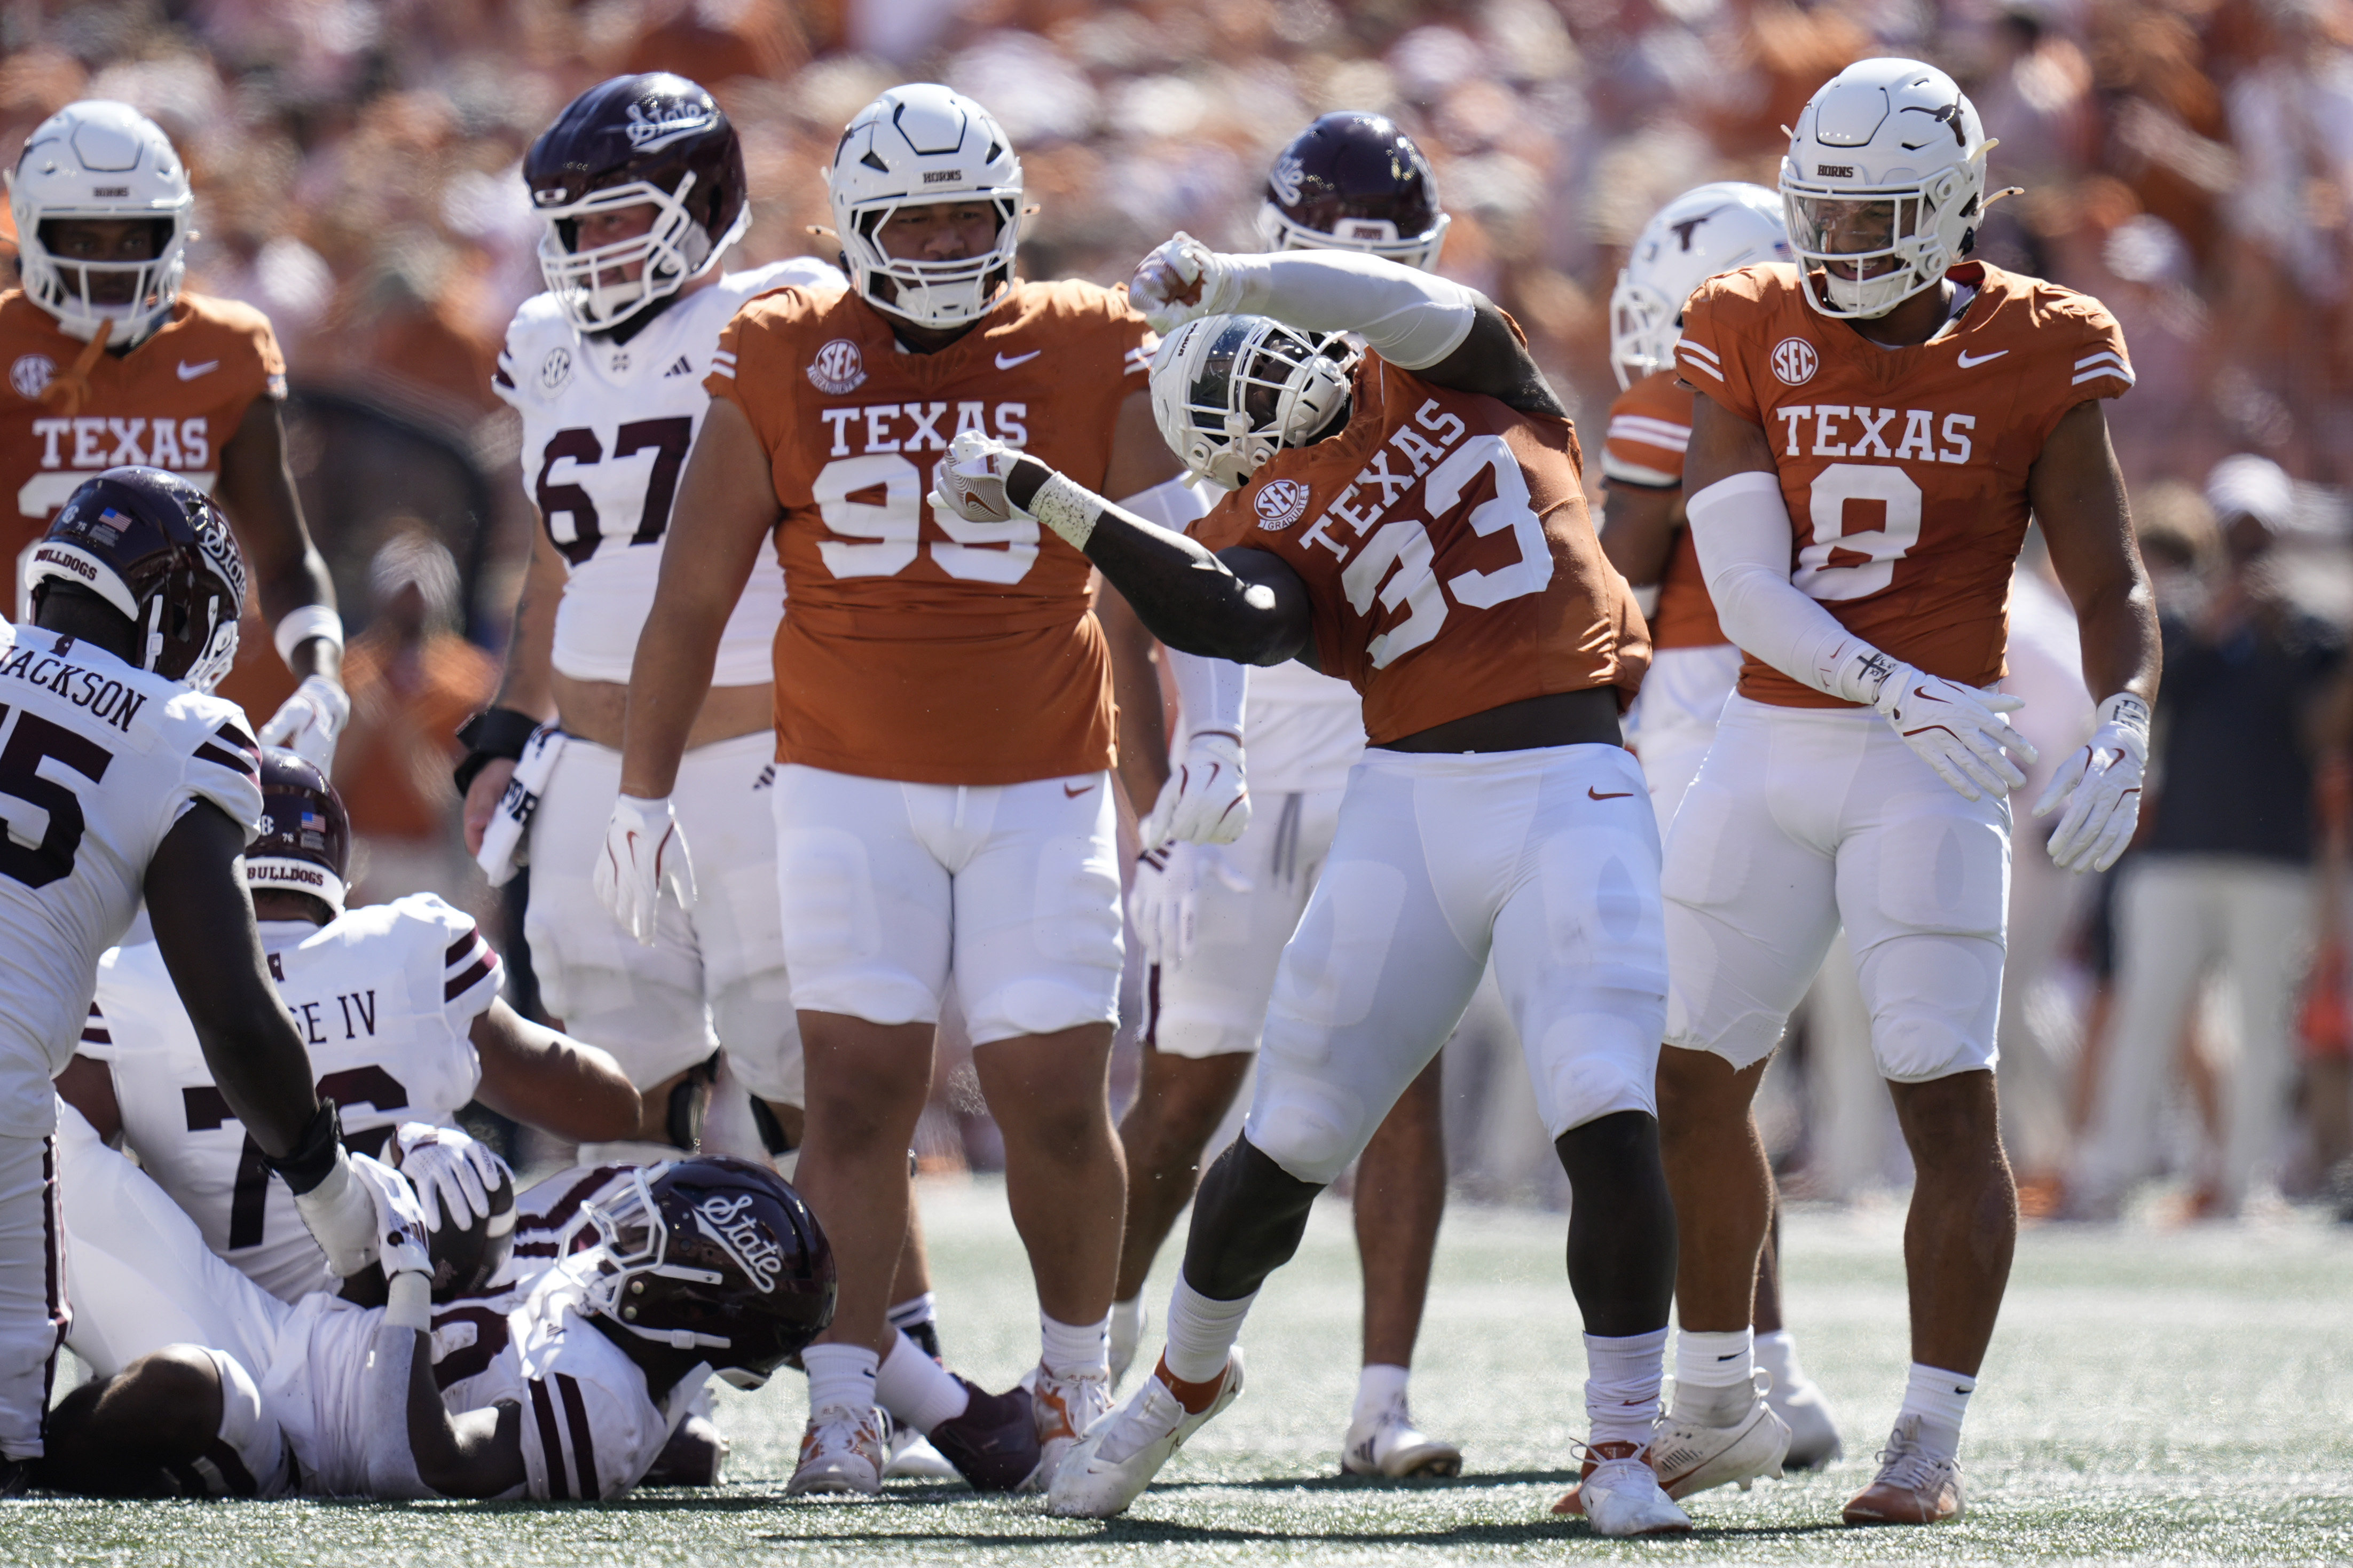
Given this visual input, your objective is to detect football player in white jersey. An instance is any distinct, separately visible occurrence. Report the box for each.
[0,467,387,1483]
[40,1144,832,1500]
[1111,113,1461,1479]
[55,750,640,1303]
[459,73,825,1172]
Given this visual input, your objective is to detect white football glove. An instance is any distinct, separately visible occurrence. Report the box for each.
[390,1121,509,1233]
[347,1149,434,1281]
[1874,665,2037,802]
[256,673,351,771]
[1129,231,1245,335]
[594,793,697,947]
[1140,732,1251,849]
[2033,692,2151,873]
[928,430,1027,524]
[1128,842,1252,968]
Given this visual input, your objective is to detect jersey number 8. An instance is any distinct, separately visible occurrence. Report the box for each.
[1793,463,1924,602]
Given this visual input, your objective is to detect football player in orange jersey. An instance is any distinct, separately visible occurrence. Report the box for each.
[1601,183,1846,1475]
[609,84,1217,1498]
[934,238,1690,1535]
[1111,111,1463,1481]
[3,103,347,767]
[1656,60,2159,1526]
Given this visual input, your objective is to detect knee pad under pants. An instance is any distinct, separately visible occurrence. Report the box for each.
[1244,744,1667,1186]
[772,765,1123,1045]
[525,733,800,1096]
[1662,697,2009,1081]
[1148,787,1342,1060]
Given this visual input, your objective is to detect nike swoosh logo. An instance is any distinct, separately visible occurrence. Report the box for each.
[177,359,219,380]
[1063,781,1095,798]
[1955,349,2008,368]
[996,350,1042,370]
[1588,786,1635,800]
[1913,686,1950,703]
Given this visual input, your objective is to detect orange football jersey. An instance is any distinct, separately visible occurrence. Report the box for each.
[1602,370,1722,651]
[1677,261,2131,708]
[1193,352,1646,745]
[0,290,285,611]
[710,278,1154,785]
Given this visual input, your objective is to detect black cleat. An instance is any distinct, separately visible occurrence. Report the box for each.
[926,1378,1041,1492]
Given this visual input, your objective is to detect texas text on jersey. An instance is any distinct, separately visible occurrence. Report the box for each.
[493,258,841,687]
[1193,343,1647,738]
[0,293,285,610]
[78,893,503,1301]
[1602,370,1721,650]
[0,623,264,1140]
[710,277,1156,784]
[1675,260,2133,706]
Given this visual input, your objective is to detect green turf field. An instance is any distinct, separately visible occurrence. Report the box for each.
[12,1177,2353,1565]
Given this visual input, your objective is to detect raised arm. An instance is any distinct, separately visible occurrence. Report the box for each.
[219,399,349,766]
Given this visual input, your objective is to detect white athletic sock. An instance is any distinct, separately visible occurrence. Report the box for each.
[1108,1295,1145,1375]
[1041,1312,1111,1380]
[1672,1327,1756,1424]
[1584,1328,1669,1449]
[1352,1363,1410,1428]
[1163,1274,1255,1385]
[1897,1362,1975,1461]
[801,1343,879,1417]
[1753,1329,1807,1396]
[874,1330,969,1435]
[886,1293,938,1336]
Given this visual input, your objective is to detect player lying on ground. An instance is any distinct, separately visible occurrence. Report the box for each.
[57,747,638,1304]
[0,467,392,1485]
[41,1131,831,1500]
[933,240,1697,1535]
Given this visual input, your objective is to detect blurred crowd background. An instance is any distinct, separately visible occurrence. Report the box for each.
[10,0,2353,1223]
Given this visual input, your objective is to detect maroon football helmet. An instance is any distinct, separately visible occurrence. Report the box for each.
[524,74,749,334]
[1256,112,1450,271]
[247,749,352,916]
[582,1155,834,1386]
[26,466,248,691]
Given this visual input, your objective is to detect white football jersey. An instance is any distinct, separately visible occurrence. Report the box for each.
[81,893,504,1301]
[494,259,845,685]
[0,622,262,1138]
[260,1255,699,1500]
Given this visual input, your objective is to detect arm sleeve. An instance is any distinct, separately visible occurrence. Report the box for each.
[1228,251,1479,371]
[1164,649,1248,746]
[1687,471,1891,705]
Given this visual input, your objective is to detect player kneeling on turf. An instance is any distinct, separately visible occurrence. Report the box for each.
[932,239,1695,1535]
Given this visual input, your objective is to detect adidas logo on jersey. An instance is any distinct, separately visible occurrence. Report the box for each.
[664,356,694,377]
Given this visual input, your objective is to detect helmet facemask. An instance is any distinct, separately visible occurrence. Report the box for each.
[534,167,739,333]
[1782,179,1976,319]
[1151,316,1352,492]
[1606,275,1681,391]
[582,1164,738,1353]
[839,195,1021,329]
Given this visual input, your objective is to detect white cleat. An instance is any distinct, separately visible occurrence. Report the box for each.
[1028,1362,1115,1493]
[1047,1348,1244,1518]
[883,1424,960,1482]
[1842,1416,1965,1525]
[786,1403,888,1497]
[1649,1378,1791,1499]
[1766,1367,1845,1470]
[1578,1444,1694,1537]
[1340,1394,1462,1478]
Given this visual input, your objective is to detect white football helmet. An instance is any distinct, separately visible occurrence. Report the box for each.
[828,84,1022,329]
[9,101,192,346]
[1150,315,1351,492]
[1609,182,1791,390]
[1780,58,1990,320]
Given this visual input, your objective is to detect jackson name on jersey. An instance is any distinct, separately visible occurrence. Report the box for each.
[0,293,285,606]
[492,258,843,687]
[0,623,263,1139]
[79,894,505,1301]
[1675,261,2132,707]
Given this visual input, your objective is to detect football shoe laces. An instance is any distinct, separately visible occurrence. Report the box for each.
[2033,691,2150,872]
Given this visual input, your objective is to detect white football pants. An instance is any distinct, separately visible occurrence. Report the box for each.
[0,1125,64,1459]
